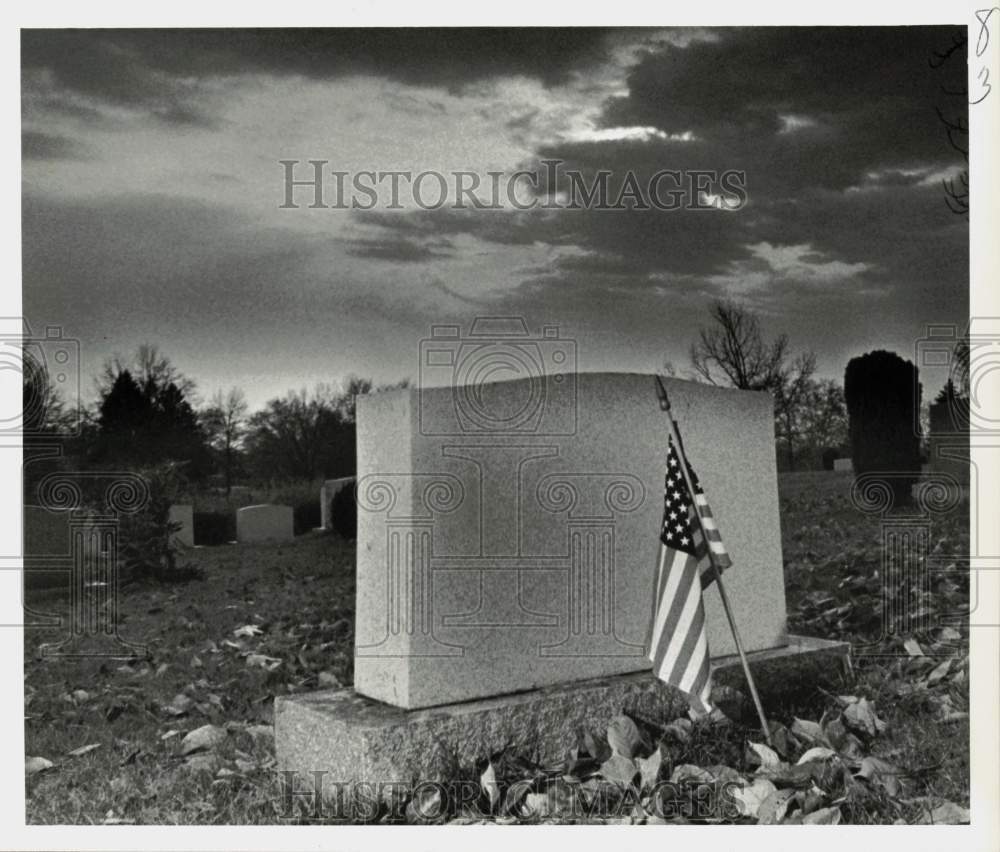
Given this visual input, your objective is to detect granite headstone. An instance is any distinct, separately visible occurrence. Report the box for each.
[236,504,294,543]
[353,372,787,709]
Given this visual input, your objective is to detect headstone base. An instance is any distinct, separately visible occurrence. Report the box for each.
[275,635,849,797]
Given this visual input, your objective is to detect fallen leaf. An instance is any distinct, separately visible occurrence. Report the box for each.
[183,753,218,773]
[71,689,90,703]
[246,654,282,671]
[180,724,227,756]
[26,756,54,776]
[246,724,273,741]
[856,756,902,797]
[582,730,612,763]
[606,714,644,758]
[406,784,447,824]
[757,787,797,824]
[480,762,500,812]
[916,801,970,824]
[600,752,638,787]
[747,741,782,769]
[66,743,101,758]
[797,747,837,765]
[802,805,842,825]
[233,624,263,637]
[756,762,817,789]
[731,777,778,818]
[843,698,886,738]
[317,671,342,688]
[903,637,924,657]
[522,792,550,819]
[636,747,663,791]
[924,659,953,686]
[670,764,715,784]
[163,693,193,717]
[791,718,831,747]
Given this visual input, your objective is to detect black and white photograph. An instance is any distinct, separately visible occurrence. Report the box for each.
[4,3,999,847]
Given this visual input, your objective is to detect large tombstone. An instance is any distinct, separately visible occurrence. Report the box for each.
[352,373,787,709]
[277,370,850,794]
[236,504,294,543]
[833,457,853,473]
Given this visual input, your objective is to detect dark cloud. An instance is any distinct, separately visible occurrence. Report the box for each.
[353,25,966,325]
[20,28,621,124]
[21,130,88,161]
[20,26,970,400]
[602,26,966,189]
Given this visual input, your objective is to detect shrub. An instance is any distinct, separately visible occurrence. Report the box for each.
[114,464,199,581]
[844,350,921,503]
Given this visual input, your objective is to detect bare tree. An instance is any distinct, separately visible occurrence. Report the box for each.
[930,31,969,216]
[201,388,248,495]
[99,343,197,402]
[687,301,826,469]
[773,351,818,470]
[689,300,789,391]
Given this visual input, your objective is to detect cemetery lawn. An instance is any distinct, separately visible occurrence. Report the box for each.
[24,473,969,825]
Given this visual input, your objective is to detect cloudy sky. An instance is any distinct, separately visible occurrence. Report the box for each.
[21,27,968,409]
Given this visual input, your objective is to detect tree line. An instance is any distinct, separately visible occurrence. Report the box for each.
[23,343,408,492]
[24,303,968,490]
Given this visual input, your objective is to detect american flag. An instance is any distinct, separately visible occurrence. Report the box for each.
[648,433,732,714]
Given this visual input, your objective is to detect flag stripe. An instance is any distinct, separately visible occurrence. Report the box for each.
[649,429,733,717]
[648,546,688,656]
[666,593,705,685]
[653,561,700,677]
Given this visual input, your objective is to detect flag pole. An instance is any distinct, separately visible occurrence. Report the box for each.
[654,375,773,746]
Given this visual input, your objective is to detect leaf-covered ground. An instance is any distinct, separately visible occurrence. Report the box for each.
[24,472,969,824]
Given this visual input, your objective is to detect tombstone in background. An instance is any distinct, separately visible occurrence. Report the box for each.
[319,476,357,530]
[833,458,853,472]
[277,372,848,790]
[236,504,294,543]
[168,504,195,547]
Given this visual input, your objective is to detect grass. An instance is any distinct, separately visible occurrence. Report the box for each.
[23,472,969,824]
[25,533,355,824]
